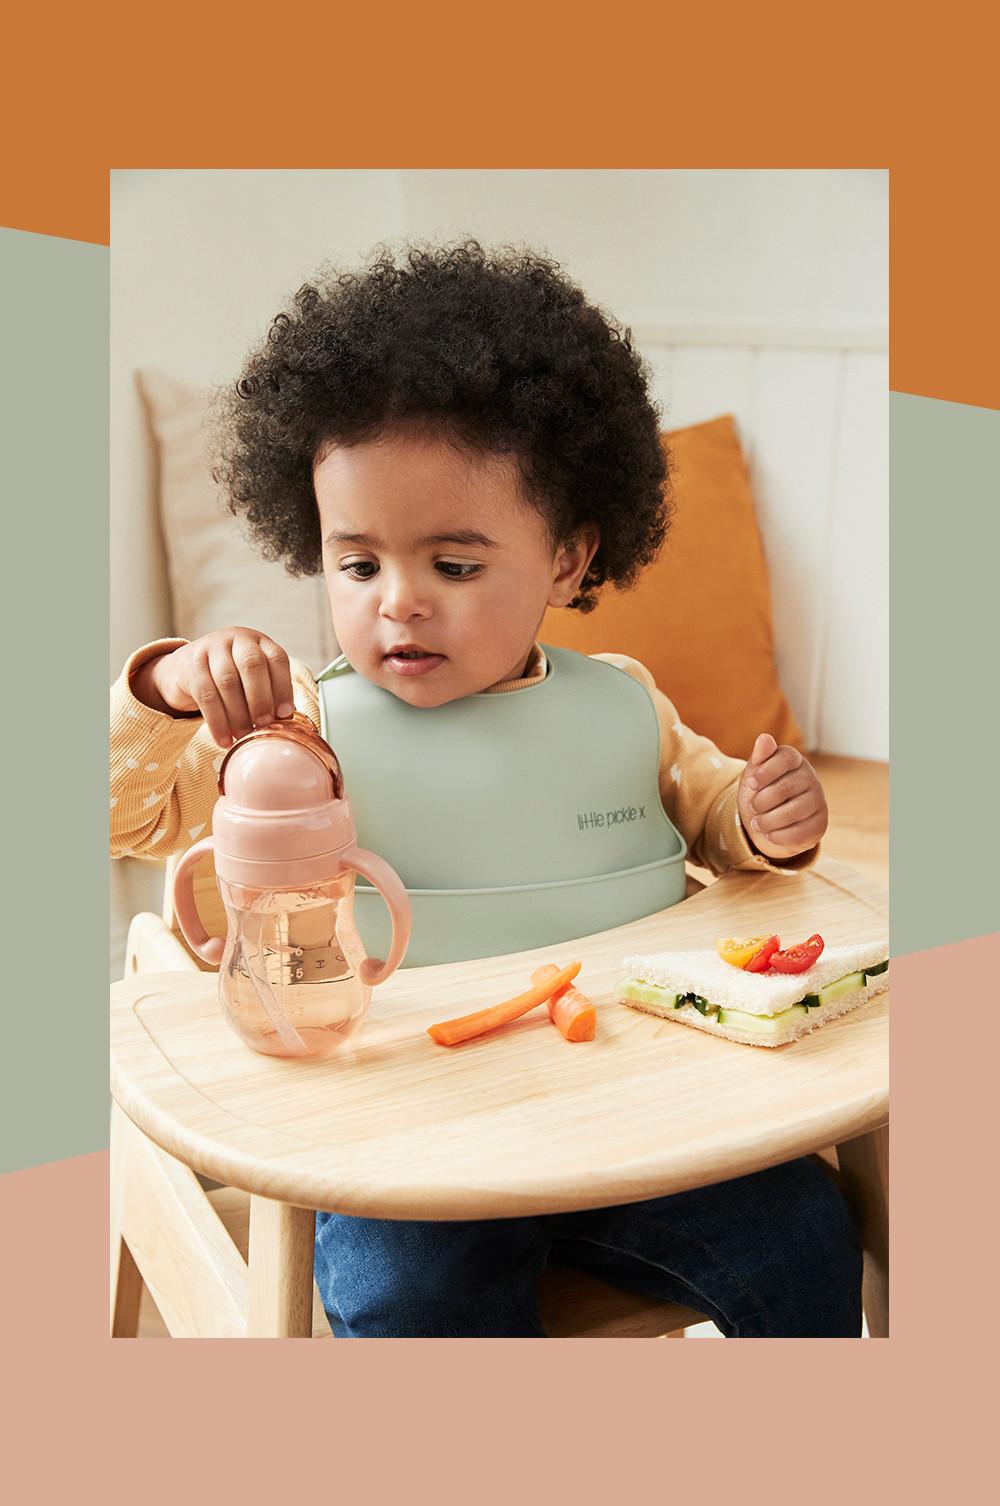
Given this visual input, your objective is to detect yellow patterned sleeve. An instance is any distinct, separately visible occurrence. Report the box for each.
[110,639,320,860]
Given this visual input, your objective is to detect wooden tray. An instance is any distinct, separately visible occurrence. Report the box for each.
[111,856,888,1219]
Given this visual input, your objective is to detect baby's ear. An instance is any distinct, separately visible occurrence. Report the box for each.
[548,528,599,608]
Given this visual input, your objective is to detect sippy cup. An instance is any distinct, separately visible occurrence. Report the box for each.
[171,713,411,1059]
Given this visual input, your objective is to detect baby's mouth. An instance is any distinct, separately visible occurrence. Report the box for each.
[383,648,448,675]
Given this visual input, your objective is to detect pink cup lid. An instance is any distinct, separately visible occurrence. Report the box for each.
[212,715,356,886]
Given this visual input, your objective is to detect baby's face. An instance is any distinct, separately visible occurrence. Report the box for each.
[314,429,596,707]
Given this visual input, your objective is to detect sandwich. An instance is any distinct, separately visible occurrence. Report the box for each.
[617,934,889,1047]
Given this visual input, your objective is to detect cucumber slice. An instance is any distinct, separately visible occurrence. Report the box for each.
[864,959,889,978]
[717,1004,809,1037]
[819,971,865,1005]
[619,982,718,1016]
[619,981,681,1010]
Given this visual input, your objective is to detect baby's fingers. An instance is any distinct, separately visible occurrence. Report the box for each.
[231,633,283,731]
[754,815,825,851]
[743,743,802,793]
[749,765,812,815]
[184,664,237,749]
[207,644,256,745]
[259,636,295,720]
[748,790,817,836]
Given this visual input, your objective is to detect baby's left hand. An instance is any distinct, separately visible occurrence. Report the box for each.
[737,733,828,861]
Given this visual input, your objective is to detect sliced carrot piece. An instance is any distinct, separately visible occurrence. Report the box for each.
[531,964,597,1042]
[427,962,582,1047]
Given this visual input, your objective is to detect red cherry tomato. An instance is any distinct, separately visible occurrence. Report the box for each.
[743,934,781,972]
[768,934,825,974]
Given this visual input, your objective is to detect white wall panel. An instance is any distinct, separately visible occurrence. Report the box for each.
[743,350,843,748]
[657,345,755,438]
[398,169,887,343]
[637,336,887,758]
[818,351,889,757]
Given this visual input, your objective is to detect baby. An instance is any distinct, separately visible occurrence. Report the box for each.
[112,241,858,1337]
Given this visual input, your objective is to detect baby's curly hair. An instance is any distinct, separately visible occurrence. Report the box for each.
[211,239,670,612]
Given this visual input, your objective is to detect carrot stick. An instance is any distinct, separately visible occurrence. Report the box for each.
[427,961,582,1047]
[531,964,597,1042]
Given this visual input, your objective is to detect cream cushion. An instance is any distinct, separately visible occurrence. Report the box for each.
[137,369,338,671]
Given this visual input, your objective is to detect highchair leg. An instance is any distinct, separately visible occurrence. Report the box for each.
[110,1102,145,1337]
[835,1124,889,1338]
[247,1197,316,1338]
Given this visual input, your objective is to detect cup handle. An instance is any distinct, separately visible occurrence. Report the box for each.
[341,846,412,986]
[171,837,226,966]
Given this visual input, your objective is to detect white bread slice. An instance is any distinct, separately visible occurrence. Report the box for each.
[621,939,889,1016]
[621,977,888,1048]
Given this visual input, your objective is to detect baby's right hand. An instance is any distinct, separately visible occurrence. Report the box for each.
[134,628,295,748]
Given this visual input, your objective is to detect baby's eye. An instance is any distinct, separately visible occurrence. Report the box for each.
[339,560,378,579]
[436,561,483,579]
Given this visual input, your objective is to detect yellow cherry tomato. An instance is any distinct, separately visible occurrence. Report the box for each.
[716,934,780,971]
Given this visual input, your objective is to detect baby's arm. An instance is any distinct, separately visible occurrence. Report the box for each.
[110,636,320,861]
[592,653,823,876]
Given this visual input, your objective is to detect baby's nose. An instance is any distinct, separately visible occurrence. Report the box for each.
[378,576,431,619]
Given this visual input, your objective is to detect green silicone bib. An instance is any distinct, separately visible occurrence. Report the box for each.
[316,644,687,966]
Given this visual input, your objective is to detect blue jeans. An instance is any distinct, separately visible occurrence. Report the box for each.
[314,1155,863,1337]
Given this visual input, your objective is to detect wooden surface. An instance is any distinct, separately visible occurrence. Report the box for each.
[112,855,888,1220]
[808,754,888,886]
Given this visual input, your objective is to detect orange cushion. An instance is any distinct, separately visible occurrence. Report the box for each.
[540,415,803,759]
